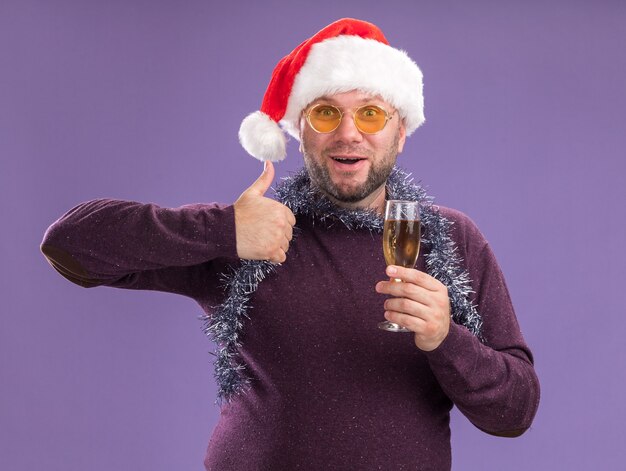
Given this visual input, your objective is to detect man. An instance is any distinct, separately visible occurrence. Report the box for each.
[41,18,539,471]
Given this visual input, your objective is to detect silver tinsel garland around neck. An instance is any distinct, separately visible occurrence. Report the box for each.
[202,166,483,404]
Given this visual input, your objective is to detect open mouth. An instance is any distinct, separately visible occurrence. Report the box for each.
[331,157,365,165]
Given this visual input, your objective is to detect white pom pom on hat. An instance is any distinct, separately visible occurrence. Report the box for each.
[238,18,425,162]
[239,111,287,162]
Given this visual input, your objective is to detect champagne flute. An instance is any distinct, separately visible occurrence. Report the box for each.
[379,200,421,332]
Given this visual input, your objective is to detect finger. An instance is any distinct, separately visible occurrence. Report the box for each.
[285,223,293,241]
[267,245,287,263]
[384,297,427,318]
[386,265,441,291]
[281,236,290,253]
[384,310,426,332]
[246,161,275,197]
[275,247,287,264]
[286,208,296,227]
[375,280,432,305]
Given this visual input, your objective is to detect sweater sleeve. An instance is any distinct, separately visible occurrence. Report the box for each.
[40,198,238,299]
[424,208,540,437]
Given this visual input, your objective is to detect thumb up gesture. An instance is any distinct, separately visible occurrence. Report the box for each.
[234,161,296,263]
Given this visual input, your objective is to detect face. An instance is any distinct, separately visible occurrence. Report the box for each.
[299,90,406,205]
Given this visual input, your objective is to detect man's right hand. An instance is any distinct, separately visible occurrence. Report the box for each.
[234,161,296,263]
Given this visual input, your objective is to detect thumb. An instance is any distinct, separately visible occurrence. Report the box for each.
[246,160,275,196]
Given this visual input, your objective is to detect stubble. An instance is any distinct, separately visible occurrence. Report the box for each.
[301,129,401,204]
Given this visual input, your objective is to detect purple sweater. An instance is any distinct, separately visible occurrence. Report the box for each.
[41,198,539,471]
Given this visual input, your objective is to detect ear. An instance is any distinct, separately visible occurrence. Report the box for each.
[396,121,407,154]
[298,115,306,153]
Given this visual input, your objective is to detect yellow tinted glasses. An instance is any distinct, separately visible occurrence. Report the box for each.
[305,104,394,134]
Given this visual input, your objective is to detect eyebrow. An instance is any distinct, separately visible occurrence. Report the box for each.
[314,95,383,105]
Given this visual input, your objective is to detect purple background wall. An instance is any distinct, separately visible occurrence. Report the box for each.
[2,1,624,469]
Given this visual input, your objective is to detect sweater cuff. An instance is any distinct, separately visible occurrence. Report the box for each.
[423,321,478,367]
[204,204,238,260]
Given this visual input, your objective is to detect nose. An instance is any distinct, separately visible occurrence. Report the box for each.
[333,112,363,144]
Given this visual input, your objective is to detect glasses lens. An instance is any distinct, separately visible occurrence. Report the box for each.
[355,105,388,134]
[308,105,341,133]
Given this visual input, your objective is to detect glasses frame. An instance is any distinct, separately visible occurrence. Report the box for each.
[305,103,394,135]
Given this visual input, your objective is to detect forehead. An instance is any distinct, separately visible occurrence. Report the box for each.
[310,90,390,108]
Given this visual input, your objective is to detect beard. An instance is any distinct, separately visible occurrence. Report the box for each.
[301,130,400,204]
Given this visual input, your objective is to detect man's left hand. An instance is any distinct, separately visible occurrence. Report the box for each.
[375,265,451,352]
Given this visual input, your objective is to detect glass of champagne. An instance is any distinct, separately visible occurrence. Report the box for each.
[379,200,421,332]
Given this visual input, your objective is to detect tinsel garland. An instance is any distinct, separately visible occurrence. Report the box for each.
[202,166,483,403]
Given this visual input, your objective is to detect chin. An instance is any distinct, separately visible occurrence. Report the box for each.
[332,185,371,203]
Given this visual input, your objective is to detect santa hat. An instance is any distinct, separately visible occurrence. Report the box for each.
[238,18,425,162]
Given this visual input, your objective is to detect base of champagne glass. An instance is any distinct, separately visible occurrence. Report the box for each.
[378,321,411,333]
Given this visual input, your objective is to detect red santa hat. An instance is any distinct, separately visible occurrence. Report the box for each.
[238,18,425,162]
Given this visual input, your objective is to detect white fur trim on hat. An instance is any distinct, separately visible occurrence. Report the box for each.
[239,111,287,162]
[280,35,425,140]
